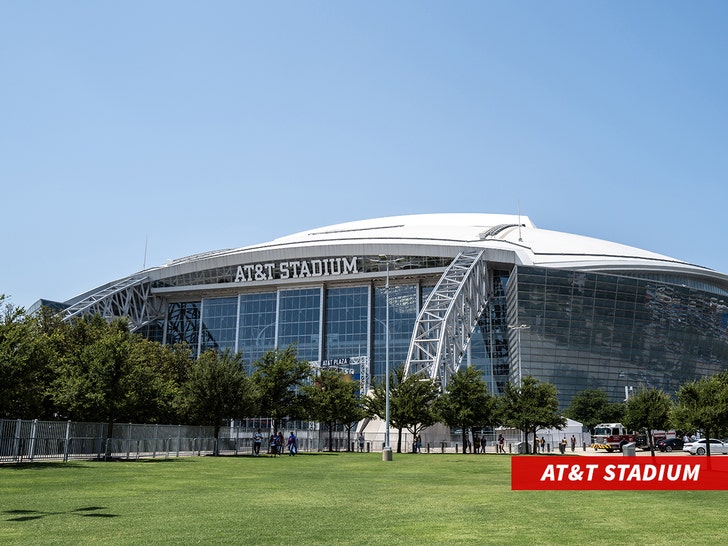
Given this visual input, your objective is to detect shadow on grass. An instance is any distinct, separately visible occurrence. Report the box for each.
[1,457,198,470]
[88,457,195,464]
[4,506,119,522]
[0,461,85,471]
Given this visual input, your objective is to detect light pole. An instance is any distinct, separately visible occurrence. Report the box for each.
[382,255,393,461]
[508,323,530,387]
[371,255,404,461]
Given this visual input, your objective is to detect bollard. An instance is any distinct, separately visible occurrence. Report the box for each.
[583,442,587,452]
[508,443,512,454]
[367,442,370,453]
[427,442,430,454]
[441,441,446,453]
[455,444,458,454]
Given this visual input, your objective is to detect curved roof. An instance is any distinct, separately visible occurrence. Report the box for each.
[64,213,728,307]
[234,212,711,274]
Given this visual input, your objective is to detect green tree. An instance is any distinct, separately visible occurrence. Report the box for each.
[395,373,439,451]
[51,315,193,457]
[182,349,251,455]
[672,374,728,456]
[305,368,364,451]
[51,316,135,448]
[251,345,312,434]
[365,367,440,453]
[565,389,624,432]
[0,298,57,418]
[622,387,673,456]
[435,366,497,453]
[498,376,565,454]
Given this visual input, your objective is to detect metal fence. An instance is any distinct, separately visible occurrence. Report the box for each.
[0,419,217,463]
[0,419,354,463]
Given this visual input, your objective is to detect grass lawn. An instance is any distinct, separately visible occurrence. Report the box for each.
[1,452,724,545]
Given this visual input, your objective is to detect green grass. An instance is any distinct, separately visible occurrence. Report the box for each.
[1,453,724,545]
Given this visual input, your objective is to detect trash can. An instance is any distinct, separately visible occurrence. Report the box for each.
[622,442,636,456]
[515,441,526,454]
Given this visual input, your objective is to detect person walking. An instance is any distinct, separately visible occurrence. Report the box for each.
[358,433,365,452]
[253,428,263,457]
[539,436,545,454]
[498,434,505,454]
[570,435,576,452]
[270,433,278,456]
[287,431,297,456]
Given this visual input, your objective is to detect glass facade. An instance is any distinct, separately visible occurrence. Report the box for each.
[166,301,201,356]
[372,284,419,381]
[511,266,728,408]
[324,286,369,360]
[278,288,322,362]
[200,297,238,353]
[160,260,728,408]
[163,281,435,385]
[471,271,511,395]
[238,292,277,374]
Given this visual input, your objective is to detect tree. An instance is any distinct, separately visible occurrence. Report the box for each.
[364,367,440,453]
[435,366,497,453]
[396,373,439,451]
[672,374,728,456]
[182,349,251,455]
[51,315,194,457]
[51,316,135,449]
[622,387,673,456]
[0,298,57,418]
[564,389,624,432]
[250,345,312,434]
[305,368,364,451]
[363,367,403,452]
[498,376,565,454]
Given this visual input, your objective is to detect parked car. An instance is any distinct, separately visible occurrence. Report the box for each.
[656,438,684,452]
[682,438,728,455]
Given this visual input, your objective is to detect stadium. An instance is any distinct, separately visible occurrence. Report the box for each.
[38,213,728,408]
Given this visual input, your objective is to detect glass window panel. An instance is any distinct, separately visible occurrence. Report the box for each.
[325,286,369,360]
[238,292,277,373]
[278,288,321,362]
[201,297,238,353]
[165,301,201,356]
[372,284,417,382]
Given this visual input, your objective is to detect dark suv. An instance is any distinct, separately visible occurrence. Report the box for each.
[656,438,684,452]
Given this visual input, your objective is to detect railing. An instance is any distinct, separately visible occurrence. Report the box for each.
[0,419,355,463]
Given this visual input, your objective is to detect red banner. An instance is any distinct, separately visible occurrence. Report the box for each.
[511,456,728,490]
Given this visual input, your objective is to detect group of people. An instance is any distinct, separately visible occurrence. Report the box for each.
[461,434,507,453]
[557,435,577,454]
[464,436,489,453]
[252,429,298,457]
[251,430,579,456]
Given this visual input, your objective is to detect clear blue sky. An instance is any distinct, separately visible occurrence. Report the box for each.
[2,2,727,310]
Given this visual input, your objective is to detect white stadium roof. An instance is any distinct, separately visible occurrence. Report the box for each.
[222,212,717,278]
[62,213,728,309]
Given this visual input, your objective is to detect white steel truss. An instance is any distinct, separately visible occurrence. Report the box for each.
[60,276,164,332]
[404,249,490,389]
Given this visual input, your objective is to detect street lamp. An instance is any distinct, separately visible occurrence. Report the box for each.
[383,255,393,461]
[373,254,402,462]
[508,323,530,387]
